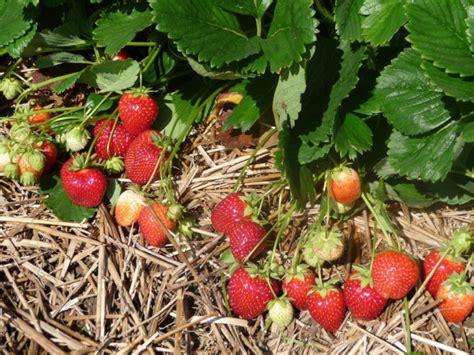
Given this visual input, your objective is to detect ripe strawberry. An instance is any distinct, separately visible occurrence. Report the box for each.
[18,150,45,186]
[228,266,279,320]
[268,297,294,328]
[329,166,361,204]
[118,92,158,137]
[28,105,51,125]
[436,272,473,323]
[138,203,177,248]
[372,250,419,299]
[124,130,169,185]
[423,250,466,297]
[282,265,316,310]
[112,50,129,61]
[35,141,58,172]
[211,192,252,234]
[93,119,133,160]
[303,227,344,264]
[114,190,145,227]
[60,156,107,207]
[343,267,388,321]
[306,281,346,333]
[229,221,266,262]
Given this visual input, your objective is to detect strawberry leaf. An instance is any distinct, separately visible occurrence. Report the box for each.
[39,173,97,222]
[360,0,407,46]
[106,179,121,207]
[334,113,373,159]
[216,0,273,18]
[0,0,32,47]
[53,71,83,94]
[6,23,36,58]
[36,52,90,69]
[406,0,474,76]
[80,59,140,92]
[335,0,364,42]
[93,5,153,56]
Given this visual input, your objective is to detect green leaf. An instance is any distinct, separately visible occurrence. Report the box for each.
[187,57,246,80]
[216,0,273,17]
[335,0,364,42]
[375,48,451,135]
[80,59,140,92]
[461,122,474,142]
[85,93,114,114]
[106,179,121,207]
[151,0,261,67]
[467,6,474,52]
[34,30,87,47]
[387,183,434,208]
[406,0,474,76]
[245,0,317,73]
[354,91,382,115]
[0,0,32,47]
[93,5,153,55]
[426,178,474,205]
[360,0,407,46]
[224,75,278,132]
[39,174,97,222]
[36,52,90,68]
[421,60,474,102]
[335,113,373,159]
[273,64,307,129]
[387,123,464,182]
[53,71,83,94]
[299,42,366,164]
[7,23,36,58]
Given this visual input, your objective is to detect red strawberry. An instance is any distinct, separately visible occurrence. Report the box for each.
[138,203,176,248]
[372,250,419,299]
[28,105,51,125]
[228,267,279,320]
[112,50,129,61]
[119,92,158,137]
[35,141,58,172]
[93,119,133,160]
[306,281,346,333]
[229,221,266,262]
[18,150,45,186]
[211,192,252,234]
[114,190,145,227]
[124,130,169,185]
[60,156,107,207]
[436,272,473,323]
[329,166,361,204]
[282,265,316,310]
[343,267,388,321]
[423,250,466,297]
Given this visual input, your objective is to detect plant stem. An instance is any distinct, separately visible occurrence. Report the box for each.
[361,193,395,248]
[3,58,23,78]
[403,297,412,353]
[15,72,80,103]
[256,16,262,37]
[314,0,334,22]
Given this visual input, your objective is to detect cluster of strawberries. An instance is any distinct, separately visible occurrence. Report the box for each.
[212,168,473,333]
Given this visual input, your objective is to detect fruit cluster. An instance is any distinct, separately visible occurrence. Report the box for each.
[212,169,473,333]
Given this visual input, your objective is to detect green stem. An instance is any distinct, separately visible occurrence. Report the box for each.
[141,45,161,73]
[81,92,114,127]
[126,41,157,47]
[369,218,377,272]
[314,0,334,22]
[83,115,115,166]
[15,72,80,103]
[256,16,262,37]
[232,128,277,192]
[403,297,412,353]
[3,58,23,78]
[361,193,395,248]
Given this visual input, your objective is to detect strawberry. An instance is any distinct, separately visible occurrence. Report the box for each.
[60,156,107,207]
[18,150,45,186]
[93,119,133,160]
[28,105,51,125]
[343,267,388,321]
[282,265,316,310]
[268,297,294,328]
[35,141,58,172]
[0,136,10,173]
[211,192,252,234]
[118,92,158,137]
[112,50,129,61]
[124,130,169,185]
[436,272,473,323]
[423,250,466,297]
[229,221,266,262]
[228,266,279,320]
[114,190,145,227]
[303,227,344,263]
[329,166,361,204]
[138,202,177,248]
[306,281,346,333]
[372,250,419,299]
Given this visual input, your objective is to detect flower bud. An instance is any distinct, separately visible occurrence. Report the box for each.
[0,78,22,100]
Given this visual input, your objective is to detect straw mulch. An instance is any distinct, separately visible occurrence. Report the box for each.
[0,120,473,354]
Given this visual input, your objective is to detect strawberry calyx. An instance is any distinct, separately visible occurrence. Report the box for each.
[284,263,311,283]
[441,272,473,296]
[68,155,89,172]
[310,278,338,298]
[167,203,184,221]
[4,162,20,179]
[351,265,374,289]
[177,216,195,238]
[124,87,155,98]
[245,262,268,279]
[10,123,31,144]
[448,229,472,257]
[104,157,124,174]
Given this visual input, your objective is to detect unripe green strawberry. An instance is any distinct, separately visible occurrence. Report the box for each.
[303,227,344,264]
[18,150,45,186]
[0,77,22,100]
[10,123,31,144]
[0,136,10,172]
[63,127,90,152]
[268,298,294,328]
